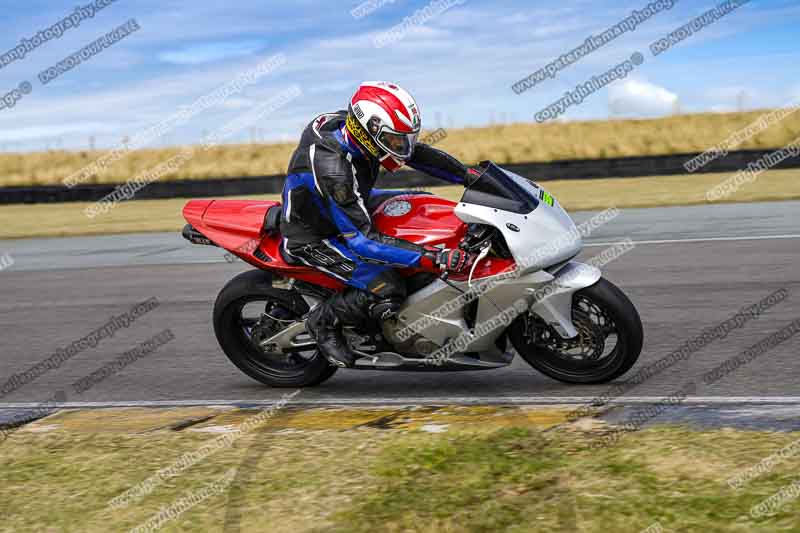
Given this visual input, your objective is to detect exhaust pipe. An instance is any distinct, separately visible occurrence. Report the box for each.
[182,224,216,246]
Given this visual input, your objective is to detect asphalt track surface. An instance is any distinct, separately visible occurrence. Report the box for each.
[1,200,798,407]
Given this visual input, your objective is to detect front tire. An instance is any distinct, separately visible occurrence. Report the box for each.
[508,277,643,384]
[213,270,337,388]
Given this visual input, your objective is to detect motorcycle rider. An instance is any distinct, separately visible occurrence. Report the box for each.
[280,81,477,368]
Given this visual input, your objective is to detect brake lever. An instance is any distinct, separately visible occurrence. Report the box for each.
[468,244,492,288]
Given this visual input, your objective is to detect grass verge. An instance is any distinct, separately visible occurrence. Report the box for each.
[1,406,798,532]
[0,169,798,240]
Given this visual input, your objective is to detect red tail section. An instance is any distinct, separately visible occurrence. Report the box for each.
[182,199,344,289]
[183,194,515,287]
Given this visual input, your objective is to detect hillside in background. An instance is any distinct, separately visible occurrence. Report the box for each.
[1,109,798,187]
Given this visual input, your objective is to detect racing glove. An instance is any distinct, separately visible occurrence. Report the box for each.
[421,247,475,274]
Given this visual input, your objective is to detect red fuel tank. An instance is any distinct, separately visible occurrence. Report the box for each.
[371,194,467,249]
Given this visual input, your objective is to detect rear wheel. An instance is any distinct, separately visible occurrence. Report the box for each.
[213,270,337,388]
[508,277,643,384]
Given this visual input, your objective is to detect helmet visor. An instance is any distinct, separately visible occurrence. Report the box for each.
[377,129,417,159]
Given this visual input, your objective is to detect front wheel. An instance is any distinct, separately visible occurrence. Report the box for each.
[213,270,337,388]
[508,277,643,384]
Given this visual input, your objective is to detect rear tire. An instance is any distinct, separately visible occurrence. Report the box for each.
[213,270,337,388]
[508,277,643,384]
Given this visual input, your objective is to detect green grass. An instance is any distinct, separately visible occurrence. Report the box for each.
[327,427,800,533]
[2,406,800,532]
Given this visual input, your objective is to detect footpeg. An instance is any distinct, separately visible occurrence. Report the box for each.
[354,352,406,368]
[324,354,350,368]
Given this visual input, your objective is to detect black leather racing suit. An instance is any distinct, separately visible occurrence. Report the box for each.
[279,110,469,364]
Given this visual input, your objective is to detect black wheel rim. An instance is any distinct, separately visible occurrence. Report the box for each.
[231,297,320,378]
[523,294,623,379]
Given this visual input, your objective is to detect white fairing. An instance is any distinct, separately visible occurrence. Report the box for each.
[390,167,599,355]
[454,172,582,275]
[526,262,601,339]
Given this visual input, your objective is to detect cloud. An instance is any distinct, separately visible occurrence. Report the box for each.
[0,0,796,149]
[158,40,267,65]
[609,79,679,116]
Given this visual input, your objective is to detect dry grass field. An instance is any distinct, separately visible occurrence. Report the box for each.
[1,169,797,239]
[1,109,799,187]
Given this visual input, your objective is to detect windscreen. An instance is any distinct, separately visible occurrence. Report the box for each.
[460,162,540,214]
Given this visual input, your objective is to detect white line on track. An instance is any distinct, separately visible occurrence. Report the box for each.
[585,234,800,247]
[3,397,800,408]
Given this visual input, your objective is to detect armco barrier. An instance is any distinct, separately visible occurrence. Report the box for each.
[1,148,798,205]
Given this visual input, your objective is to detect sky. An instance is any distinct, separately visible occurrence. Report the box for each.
[0,0,797,152]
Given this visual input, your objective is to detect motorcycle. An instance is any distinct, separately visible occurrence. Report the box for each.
[182,161,643,387]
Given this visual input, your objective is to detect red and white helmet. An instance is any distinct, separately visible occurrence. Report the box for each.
[345,81,421,172]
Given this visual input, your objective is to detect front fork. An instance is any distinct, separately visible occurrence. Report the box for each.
[526,261,602,339]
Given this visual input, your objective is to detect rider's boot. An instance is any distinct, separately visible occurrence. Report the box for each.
[307,287,401,368]
[306,297,356,368]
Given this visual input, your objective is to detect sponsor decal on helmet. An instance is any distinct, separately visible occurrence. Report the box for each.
[353,103,365,120]
[346,113,380,157]
[409,103,420,129]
